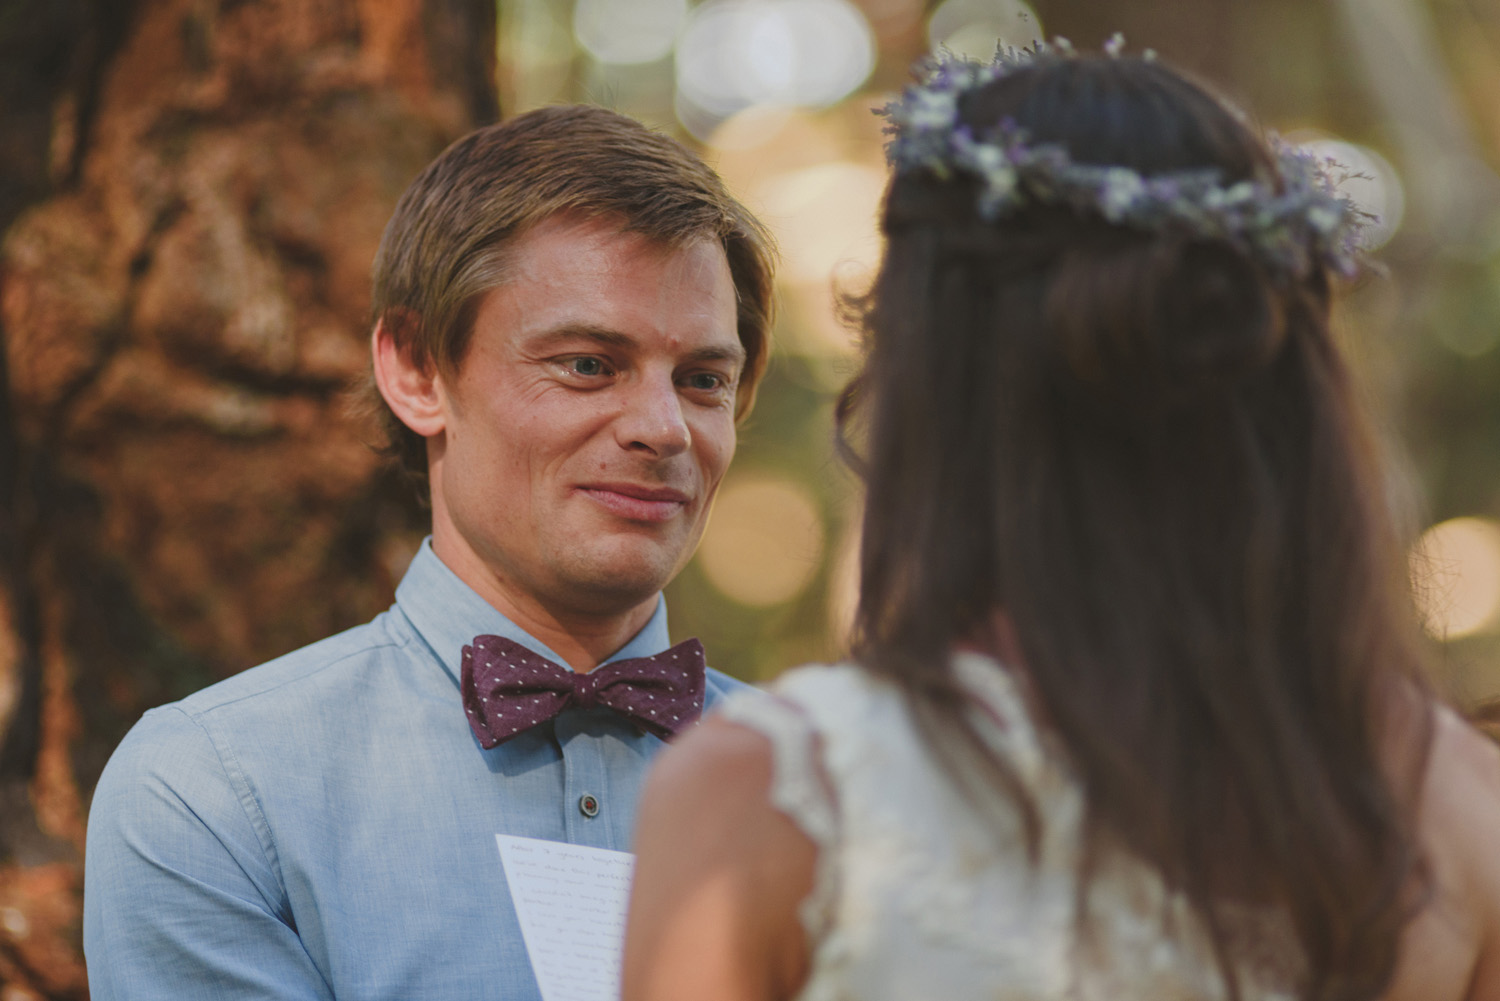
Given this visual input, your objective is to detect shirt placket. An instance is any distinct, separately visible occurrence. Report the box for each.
[553,712,617,851]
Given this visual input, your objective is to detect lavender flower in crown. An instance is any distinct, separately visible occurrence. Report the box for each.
[877,38,1376,279]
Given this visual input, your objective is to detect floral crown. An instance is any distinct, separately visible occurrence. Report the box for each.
[877,36,1374,279]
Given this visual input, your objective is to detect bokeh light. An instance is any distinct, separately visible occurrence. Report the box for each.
[703,104,801,152]
[706,100,888,362]
[572,0,686,65]
[1294,136,1406,251]
[675,0,875,136]
[926,0,1043,59]
[1411,516,1500,639]
[751,160,886,286]
[698,477,826,607]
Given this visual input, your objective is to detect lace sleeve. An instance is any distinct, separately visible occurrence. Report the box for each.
[716,691,840,943]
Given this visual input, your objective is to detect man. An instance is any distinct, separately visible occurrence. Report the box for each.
[83,105,775,999]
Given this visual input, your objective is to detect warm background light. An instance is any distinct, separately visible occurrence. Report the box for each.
[751,161,886,286]
[1411,516,1500,639]
[698,477,827,607]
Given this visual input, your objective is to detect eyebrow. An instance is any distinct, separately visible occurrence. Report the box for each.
[529,323,747,367]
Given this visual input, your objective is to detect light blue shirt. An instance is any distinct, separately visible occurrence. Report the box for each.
[83,539,750,999]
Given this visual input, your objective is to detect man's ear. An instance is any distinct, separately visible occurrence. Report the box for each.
[371,314,446,437]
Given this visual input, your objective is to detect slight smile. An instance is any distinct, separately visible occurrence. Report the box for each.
[577,483,692,523]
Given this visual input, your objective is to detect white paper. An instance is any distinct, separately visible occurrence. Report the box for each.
[496,834,636,1001]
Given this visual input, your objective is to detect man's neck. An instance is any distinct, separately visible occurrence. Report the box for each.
[430,536,658,672]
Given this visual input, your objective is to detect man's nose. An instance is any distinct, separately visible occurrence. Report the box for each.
[616,375,690,457]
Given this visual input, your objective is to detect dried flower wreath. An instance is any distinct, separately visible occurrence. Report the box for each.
[878,35,1374,279]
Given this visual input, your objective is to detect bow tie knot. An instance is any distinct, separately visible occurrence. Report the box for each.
[461,636,707,748]
[569,673,602,710]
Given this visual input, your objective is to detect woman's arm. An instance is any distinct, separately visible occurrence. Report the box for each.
[622,715,818,1001]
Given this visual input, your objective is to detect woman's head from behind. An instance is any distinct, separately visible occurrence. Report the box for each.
[846,45,1426,1001]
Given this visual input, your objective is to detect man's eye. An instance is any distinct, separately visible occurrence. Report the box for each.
[567,357,608,377]
[685,372,726,391]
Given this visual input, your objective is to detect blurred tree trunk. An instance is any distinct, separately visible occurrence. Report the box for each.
[0,0,497,994]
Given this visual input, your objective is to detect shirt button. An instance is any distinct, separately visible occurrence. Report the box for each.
[578,793,600,818]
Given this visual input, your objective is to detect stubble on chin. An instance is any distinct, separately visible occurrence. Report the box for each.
[545,530,694,616]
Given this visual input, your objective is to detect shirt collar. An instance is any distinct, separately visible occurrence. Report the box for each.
[394,537,672,687]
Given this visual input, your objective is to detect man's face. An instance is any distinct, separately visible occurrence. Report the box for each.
[428,214,742,619]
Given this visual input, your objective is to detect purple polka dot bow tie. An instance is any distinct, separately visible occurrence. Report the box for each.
[461,635,707,748]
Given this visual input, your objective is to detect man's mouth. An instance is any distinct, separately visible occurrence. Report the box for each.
[576,483,692,523]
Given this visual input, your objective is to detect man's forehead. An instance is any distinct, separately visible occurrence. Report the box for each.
[506,212,725,274]
[473,217,740,355]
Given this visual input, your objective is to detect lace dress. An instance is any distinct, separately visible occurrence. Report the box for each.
[717,654,1298,1001]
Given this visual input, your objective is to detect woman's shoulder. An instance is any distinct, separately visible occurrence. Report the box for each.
[753,660,883,704]
[1430,701,1500,794]
[716,662,900,747]
[1419,704,1500,887]
[1384,702,1500,1000]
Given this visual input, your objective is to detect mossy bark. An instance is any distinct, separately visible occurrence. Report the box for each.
[0,1,497,993]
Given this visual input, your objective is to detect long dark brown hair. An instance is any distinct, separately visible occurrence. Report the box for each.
[839,54,1432,1000]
